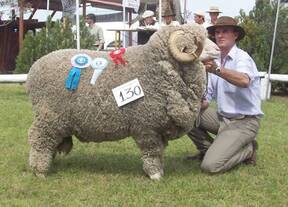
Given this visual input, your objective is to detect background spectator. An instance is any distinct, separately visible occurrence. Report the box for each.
[193,10,209,28]
[85,13,104,51]
[162,10,180,26]
[206,6,222,26]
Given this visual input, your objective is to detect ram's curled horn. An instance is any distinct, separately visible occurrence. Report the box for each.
[168,30,203,63]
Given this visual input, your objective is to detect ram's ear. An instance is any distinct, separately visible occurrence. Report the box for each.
[168,30,203,63]
[199,38,220,62]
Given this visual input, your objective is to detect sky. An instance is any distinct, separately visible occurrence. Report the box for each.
[186,0,256,21]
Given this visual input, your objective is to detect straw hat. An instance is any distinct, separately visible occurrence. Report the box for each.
[194,10,205,18]
[207,16,245,41]
[206,6,222,13]
[142,10,154,19]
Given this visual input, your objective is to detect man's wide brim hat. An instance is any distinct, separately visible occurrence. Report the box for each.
[207,16,246,41]
[162,10,176,17]
[206,6,222,13]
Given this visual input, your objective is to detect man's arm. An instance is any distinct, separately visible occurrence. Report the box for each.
[204,60,250,88]
[97,27,105,51]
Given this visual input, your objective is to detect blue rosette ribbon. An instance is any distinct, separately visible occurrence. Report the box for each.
[66,54,91,91]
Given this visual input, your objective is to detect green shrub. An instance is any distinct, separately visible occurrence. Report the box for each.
[14,17,95,74]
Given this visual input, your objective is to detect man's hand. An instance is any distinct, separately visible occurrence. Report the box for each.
[201,99,209,110]
[203,59,251,88]
[203,59,218,74]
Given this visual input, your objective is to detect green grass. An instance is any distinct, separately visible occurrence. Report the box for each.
[0,84,288,207]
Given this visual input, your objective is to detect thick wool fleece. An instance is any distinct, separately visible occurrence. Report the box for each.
[27,23,207,179]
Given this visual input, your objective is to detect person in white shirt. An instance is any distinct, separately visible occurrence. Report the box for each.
[206,6,222,27]
[193,10,209,28]
[186,16,263,174]
[85,13,105,51]
[131,10,159,30]
[131,10,159,45]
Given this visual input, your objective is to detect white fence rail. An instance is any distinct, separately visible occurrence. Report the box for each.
[259,72,288,100]
[0,74,27,83]
[0,73,287,100]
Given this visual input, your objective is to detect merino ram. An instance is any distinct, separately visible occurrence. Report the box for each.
[27,23,219,180]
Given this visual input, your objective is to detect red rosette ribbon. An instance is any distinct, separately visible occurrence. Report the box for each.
[109,48,127,65]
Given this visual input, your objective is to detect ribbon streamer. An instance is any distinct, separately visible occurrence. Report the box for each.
[90,70,102,85]
[109,48,127,65]
[65,67,82,90]
[65,54,91,91]
[90,58,108,85]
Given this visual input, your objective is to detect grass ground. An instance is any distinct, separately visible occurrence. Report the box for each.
[0,84,287,207]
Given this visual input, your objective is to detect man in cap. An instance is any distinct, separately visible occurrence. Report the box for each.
[130,10,159,29]
[193,10,209,28]
[206,6,222,26]
[186,16,263,174]
[140,10,159,28]
[132,10,159,45]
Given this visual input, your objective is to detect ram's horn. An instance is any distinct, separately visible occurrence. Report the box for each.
[168,30,203,63]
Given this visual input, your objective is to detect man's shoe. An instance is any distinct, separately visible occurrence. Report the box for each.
[244,140,258,165]
[185,152,205,161]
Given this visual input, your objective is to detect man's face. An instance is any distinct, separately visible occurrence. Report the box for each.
[85,17,94,26]
[144,16,154,25]
[194,15,204,24]
[164,16,173,25]
[215,26,238,50]
[209,12,219,22]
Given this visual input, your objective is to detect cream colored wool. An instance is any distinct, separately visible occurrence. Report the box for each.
[27,24,207,180]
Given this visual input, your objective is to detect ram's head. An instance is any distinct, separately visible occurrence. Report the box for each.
[168,24,220,63]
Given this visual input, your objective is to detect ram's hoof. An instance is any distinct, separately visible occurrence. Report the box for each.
[149,172,162,181]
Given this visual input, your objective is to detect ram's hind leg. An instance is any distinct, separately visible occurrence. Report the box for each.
[134,130,165,181]
[28,116,71,177]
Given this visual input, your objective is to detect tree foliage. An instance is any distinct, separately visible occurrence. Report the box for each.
[237,0,288,74]
[14,17,95,74]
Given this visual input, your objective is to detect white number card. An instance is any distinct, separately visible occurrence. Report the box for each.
[112,78,144,107]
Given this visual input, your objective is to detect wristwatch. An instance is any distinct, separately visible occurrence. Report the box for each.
[215,66,221,75]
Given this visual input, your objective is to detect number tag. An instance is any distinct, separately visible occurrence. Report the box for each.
[112,78,144,107]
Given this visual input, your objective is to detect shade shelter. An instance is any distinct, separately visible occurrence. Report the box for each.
[0,0,136,73]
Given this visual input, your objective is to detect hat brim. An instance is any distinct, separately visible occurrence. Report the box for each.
[206,11,222,13]
[194,13,205,17]
[162,14,176,17]
[207,25,245,41]
[142,15,153,19]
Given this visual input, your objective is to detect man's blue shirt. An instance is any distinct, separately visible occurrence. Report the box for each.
[206,45,264,118]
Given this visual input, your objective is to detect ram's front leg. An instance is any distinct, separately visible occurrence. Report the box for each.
[133,130,165,181]
[166,90,199,132]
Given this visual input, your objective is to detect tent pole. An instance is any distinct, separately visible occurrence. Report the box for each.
[76,0,80,50]
[19,0,24,49]
[265,0,281,100]
[123,1,126,47]
[184,0,187,23]
[159,0,162,25]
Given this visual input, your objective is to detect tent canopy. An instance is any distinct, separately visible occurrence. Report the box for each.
[23,0,135,11]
